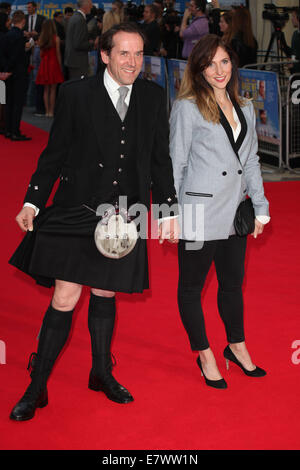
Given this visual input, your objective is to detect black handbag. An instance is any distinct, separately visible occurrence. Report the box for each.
[234,197,255,237]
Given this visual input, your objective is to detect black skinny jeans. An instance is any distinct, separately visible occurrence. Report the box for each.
[177,235,247,351]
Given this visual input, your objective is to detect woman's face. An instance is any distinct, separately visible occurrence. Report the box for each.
[219,15,228,33]
[203,46,232,92]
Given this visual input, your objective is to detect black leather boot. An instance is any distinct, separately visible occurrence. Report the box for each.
[10,304,74,421]
[88,294,134,404]
[10,353,50,421]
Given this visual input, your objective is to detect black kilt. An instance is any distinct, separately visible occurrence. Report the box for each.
[9,205,149,293]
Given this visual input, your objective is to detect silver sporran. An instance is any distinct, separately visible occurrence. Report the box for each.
[94,207,138,259]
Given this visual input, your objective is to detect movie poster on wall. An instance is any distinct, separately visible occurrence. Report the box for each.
[239,68,280,145]
[167,59,187,107]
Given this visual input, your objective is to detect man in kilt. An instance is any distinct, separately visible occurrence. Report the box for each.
[9,22,179,421]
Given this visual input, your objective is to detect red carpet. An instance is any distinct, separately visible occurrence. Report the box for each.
[0,122,300,450]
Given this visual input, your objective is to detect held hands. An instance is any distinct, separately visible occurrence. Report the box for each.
[159,218,180,244]
[252,219,264,239]
[16,207,35,232]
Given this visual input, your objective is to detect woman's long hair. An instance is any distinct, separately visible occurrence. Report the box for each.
[38,19,57,50]
[220,10,233,44]
[178,34,244,123]
[227,7,256,49]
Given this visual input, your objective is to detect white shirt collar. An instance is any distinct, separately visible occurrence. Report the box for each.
[77,9,86,19]
[104,68,132,96]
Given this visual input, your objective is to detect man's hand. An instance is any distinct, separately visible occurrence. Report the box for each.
[16,207,36,232]
[159,218,180,244]
[252,219,264,239]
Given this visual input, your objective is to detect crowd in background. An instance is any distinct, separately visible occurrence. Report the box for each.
[0,0,299,140]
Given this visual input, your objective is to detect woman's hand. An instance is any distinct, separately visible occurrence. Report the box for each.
[252,219,264,239]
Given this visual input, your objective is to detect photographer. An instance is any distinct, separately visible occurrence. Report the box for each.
[288,7,300,74]
[180,0,209,59]
[160,4,182,58]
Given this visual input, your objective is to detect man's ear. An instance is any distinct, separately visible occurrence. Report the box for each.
[100,50,109,65]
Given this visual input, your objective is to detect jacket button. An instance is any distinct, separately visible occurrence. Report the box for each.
[120,154,124,159]
[99,163,104,168]
[238,170,243,174]
[118,168,122,173]
[121,140,125,144]
[122,126,125,131]
[222,171,227,176]
[113,181,118,186]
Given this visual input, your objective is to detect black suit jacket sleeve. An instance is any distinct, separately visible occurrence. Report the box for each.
[151,86,177,217]
[4,31,25,74]
[23,84,72,208]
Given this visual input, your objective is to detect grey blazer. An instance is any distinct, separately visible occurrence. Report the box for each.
[64,11,90,70]
[169,98,270,241]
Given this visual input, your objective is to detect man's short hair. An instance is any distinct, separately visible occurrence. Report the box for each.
[100,22,146,55]
[54,10,63,18]
[194,0,207,13]
[146,4,159,19]
[27,1,37,7]
[64,6,74,14]
[12,10,25,23]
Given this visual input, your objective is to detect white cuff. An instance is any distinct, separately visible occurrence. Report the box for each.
[24,203,39,216]
[256,215,270,225]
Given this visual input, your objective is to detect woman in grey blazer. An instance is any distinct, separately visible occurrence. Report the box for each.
[170,34,270,389]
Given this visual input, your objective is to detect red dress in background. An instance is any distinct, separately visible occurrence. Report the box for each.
[36,35,64,85]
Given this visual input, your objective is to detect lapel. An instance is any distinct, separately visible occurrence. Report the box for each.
[218,98,247,165]
[88,71,115,152]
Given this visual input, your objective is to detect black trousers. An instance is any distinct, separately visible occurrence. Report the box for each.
[5,75,27,135]
[177,235,247,351]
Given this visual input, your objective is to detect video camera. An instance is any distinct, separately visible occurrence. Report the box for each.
[262,4,296,29]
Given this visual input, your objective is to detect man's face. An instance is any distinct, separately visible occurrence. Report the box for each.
[55,13,64,24]
[82,0,93,14]
[143,6,153,23]
[27,3,36,15]
[260,110,267,124]
[291,11,299,28]
[101,32,144,86]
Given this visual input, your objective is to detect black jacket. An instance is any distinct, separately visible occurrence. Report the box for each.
[24,72,178,218]
[2,26,27,77]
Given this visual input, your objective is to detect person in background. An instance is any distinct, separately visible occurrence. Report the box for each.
[0,2,11,15]
[36,19,64,117]
[218,10,232,43]
[3,10,32,140]
[0,11,11,134]
[63,6,74,36]
[180,0,209,59]
[64,0,94,79]
[87,6,99,40]
[141,4,161,56]
[24,1,46,40]
[227,6,257,67]
[170,34,269,389]
[286,7,300,74]
[53,11,66,78]
[102,0,124,34]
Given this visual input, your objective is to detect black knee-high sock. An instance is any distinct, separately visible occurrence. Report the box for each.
[88,293,116,378]
[30,304,74,390]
